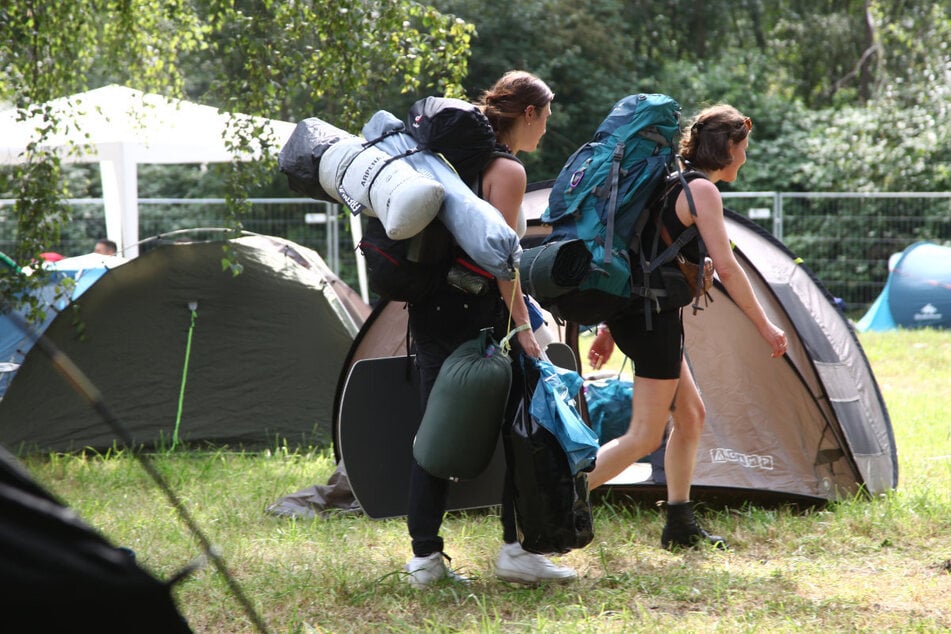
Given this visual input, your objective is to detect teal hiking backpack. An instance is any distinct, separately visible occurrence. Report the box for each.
[536,93,685,325]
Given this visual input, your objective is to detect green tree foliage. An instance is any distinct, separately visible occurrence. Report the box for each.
[0,0,472,299]
[0,0,208,315]
[431,0,949,194]
[2,0,948,314]
[777,2,951,192]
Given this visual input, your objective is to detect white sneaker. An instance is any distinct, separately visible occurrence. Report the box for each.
[495,542,577,585]
[404,552,471,589]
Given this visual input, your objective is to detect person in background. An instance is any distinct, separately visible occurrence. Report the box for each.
[404,70,578,588]
[585,104,788,550]
[93,239,117,255]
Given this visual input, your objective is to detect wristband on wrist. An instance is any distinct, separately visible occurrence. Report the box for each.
[500,322,532,354]
[511,323,532,336]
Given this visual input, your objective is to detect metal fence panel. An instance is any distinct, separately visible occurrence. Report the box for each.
[3,193,949,316]
[724,192,951,312]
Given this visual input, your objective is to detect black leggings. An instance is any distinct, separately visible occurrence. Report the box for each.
[406,289,521,557]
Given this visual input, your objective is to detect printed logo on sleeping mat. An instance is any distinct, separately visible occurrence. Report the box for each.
[337,186,364,215]
[709,448,774,470]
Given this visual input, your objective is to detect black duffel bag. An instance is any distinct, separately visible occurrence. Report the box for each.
[502,356,594,555]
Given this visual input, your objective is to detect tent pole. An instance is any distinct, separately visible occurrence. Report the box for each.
[99,143,140,258]
[349,209,369,304]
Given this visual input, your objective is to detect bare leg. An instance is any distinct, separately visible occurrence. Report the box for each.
[586,375,679,490]
[662,359,706,502]
[659,359,727,549]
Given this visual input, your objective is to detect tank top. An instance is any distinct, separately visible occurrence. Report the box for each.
[642,171,706,263]
[477,146,526,237]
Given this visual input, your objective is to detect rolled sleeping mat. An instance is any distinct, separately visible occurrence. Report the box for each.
[362,110,521,281]
[413,330,513,481]
[278,117,352,202]
[519,239,594,301]
[318,137,445,240]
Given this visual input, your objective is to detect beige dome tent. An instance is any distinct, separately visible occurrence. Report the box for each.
[327,182,897,510]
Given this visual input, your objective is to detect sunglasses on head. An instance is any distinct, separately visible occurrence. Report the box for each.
[694,116,752,133]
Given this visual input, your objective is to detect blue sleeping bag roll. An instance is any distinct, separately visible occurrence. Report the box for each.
[362,110,522,281]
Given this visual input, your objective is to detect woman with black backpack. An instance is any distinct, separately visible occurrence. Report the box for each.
[403,70,580,589]
[585,104,788,550]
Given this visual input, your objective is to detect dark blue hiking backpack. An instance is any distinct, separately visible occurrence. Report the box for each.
[534,93,685,325]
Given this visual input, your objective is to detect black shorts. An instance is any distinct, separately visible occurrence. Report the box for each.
[606,307,684,380]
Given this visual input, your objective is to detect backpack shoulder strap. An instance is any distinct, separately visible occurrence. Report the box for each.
[656,168,708,248]
[656,167,715,314]
[640,167,707,271]
[476,147,522,197]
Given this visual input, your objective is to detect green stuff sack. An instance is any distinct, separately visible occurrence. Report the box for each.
[413,329,513,480]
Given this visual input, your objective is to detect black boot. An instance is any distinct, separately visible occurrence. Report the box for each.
[661,501,729,550]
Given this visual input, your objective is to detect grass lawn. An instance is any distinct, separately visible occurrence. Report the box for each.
[20,328,951,633]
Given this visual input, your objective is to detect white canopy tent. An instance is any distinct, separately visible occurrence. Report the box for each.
[0,85,297,258]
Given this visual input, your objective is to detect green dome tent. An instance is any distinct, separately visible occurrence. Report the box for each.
[0,234,366,454]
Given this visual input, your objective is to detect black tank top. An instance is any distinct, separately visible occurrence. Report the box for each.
[642,171,706,263]
[476,145,522,198]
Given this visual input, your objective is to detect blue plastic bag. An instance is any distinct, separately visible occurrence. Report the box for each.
[527,357,599,475]
[584,378,633,445]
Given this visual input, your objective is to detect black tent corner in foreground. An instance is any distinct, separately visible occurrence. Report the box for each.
[0,444,192,632]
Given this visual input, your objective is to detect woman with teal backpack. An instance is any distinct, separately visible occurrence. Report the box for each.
[586,104,788,550]
[403,70,579,589]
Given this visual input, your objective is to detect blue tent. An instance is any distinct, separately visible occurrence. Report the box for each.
[857,241,951,331]
[0,253,126,397]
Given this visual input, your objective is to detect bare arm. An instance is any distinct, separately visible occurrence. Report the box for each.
[679,180,787,357]
[481,158,541,358]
